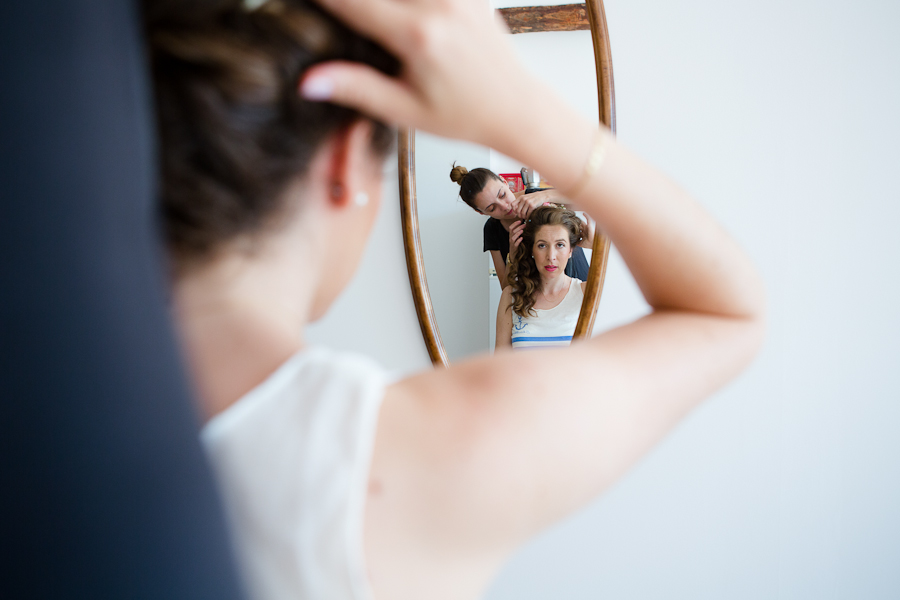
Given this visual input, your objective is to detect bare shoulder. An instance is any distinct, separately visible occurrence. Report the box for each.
[366,310,764,591]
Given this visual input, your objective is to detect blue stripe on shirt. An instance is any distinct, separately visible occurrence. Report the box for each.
[511,335,573,343]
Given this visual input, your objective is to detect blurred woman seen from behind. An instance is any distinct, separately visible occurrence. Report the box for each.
[145,0,766,598]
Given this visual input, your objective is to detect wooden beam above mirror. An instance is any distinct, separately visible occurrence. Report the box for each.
[498,3,590,34]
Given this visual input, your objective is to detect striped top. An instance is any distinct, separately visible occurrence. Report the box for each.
[511,279,584,349]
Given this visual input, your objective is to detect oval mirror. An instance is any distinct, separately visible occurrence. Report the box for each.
[399,0,616,366]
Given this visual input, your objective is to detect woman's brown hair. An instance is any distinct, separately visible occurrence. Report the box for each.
[145,0,399,269]
[507,205,584,317]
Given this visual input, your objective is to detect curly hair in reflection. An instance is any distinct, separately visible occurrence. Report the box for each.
[507,206,584,317]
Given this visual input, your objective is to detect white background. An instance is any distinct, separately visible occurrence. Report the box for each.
[309,0,900,597]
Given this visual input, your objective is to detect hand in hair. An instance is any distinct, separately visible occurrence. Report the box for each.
[299,0,529,148]
[510,193,542,220]
[508,219,524,252]
[298,0,598,192]
[511,188,572,219]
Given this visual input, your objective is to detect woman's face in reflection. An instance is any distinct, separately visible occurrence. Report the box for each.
[532,225,572,278]
[473,178,516,219]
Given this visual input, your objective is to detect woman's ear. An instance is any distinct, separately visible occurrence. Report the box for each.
[324,119,376,210]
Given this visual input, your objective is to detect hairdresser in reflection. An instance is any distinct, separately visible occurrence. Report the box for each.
[450,164,594,287]
[496,205,586,350]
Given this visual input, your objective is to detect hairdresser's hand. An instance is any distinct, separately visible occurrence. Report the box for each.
[511,194,541,220]
[299,0,535,147]
[508,220,524,252]
[523,188,571,211]
[511,188,568,219]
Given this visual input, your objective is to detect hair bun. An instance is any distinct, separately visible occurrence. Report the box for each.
[449,163,469,185]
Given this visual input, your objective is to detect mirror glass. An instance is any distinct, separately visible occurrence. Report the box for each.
[415,28,602,361]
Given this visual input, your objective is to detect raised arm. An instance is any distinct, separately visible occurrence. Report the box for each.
[301,0,765,595]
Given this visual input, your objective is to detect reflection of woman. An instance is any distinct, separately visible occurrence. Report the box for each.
[497,206,587,350]
[449,165,592,286]
[149,0,765,598]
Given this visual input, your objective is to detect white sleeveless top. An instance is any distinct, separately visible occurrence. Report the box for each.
[201,347,387,600]
[511,278,584,349]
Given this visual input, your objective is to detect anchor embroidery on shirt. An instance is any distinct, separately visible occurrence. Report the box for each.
[513,314,528,332]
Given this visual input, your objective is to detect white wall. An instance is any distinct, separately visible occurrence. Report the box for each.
[311,0,900,597]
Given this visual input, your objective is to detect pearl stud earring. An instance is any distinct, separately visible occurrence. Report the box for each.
[354,192,369,207]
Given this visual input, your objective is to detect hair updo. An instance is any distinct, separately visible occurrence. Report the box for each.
[507,206,584,317]
[145,0,399,268]
[449,163,502,212]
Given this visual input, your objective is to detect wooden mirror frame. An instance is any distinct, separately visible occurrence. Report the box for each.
[398,0,616,367]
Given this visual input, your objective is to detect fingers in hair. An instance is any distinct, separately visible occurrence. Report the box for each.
[300,61,419,125]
